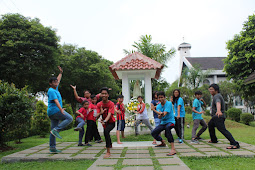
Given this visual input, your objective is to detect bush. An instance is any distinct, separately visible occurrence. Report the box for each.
[249,121,255,127]
[64,103,75,130]
[205,110,211,116]
[31,101,50,137]
[240,113,254,125]
[0,81,35,146]
[185,106,192,114]
[226,108,242,122]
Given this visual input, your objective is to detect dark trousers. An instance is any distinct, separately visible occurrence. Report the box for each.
[104,122,115,148]
[208,116,238,145]
[174,117,185,139]
[85,120,101,143]
[151,122,175,143]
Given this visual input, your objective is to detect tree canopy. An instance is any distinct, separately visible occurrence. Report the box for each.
[224,14,255,97]
[0,13,60,93]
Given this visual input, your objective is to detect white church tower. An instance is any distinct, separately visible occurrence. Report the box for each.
[178,42,191,84]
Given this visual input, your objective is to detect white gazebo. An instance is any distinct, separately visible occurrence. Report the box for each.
[109,52,164,118]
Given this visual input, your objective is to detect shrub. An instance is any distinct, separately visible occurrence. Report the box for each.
[0,81,35,146]
[31,101,50,137]
[205,110,211,116]
[185,106,192,114]
[249,121,255,127]
[226,108,242,122]
[64,103,75,130]
[240,113,254,125]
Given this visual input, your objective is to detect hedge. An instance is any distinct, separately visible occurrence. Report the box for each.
[240,113,254,125]
[226,108,242,122]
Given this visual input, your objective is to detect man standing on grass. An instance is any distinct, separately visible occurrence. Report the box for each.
[96,87,115,158]
[47,66,73,153]
[208,84,240,149]
[151,91,176,156]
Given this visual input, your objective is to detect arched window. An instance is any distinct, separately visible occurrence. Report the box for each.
[203,79,210,85]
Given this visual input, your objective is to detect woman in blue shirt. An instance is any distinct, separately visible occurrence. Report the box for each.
[172,89,185,144]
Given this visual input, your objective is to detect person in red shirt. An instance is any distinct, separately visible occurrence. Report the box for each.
[115,95,126,144]
[84,95,103,145]
[74,100,89,146]
[96,87,115,158]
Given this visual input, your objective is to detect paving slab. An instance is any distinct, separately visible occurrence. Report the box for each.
[176,148,196,153]
[27,154,51,158]
[113,141,154,148]
[94,158,118,165]
[229,150,255,156]
[127,147,149,149]
[93,143,106,147]
[72,154,96,159]
[89,167,114,170]
[154,153,170,158]
[99,153,121,158]
[81,150,101,154]
[37,149,51,154]
[103,150,123,153]
[192,144,212,148]
[174,145,190,149]
[198,148,221,152]
[68,147,84,150]
[153,149,171,153]
[18,149,38,154]
[56,143,73,147]
[123,158,153,165]
[180,152,205,157]
[122,166,154,170]
[204,152,230,156]
[126,150,149,154]
[86,147,105,150]
[49,154,72,159]
[158,158,183,165]
[124,154,151,158]
[61,149,79,154]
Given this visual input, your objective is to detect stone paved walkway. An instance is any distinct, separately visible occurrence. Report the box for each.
[2,139,255,169]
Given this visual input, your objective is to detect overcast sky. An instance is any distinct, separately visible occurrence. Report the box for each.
[0,0,254,84]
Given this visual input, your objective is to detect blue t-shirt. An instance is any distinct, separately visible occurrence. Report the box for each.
[192,98,204,120]
[156,101,175,125]
[151,99,160,118]
[174,97,185,117]
[47,86,62,116]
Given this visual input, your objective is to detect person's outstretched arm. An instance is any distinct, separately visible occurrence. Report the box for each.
[70,85,81,102]
[57,66,63,83]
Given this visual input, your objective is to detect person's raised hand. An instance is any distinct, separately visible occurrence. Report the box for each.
[58,66,63,73]
[70,85,76,89]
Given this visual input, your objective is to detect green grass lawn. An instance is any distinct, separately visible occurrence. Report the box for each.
[1,114,255,170]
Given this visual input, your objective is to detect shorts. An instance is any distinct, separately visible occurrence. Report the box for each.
[154,117,161,127]
[117,120,125,131]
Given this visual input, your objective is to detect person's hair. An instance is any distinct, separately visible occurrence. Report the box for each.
[209,83,220,93]
[195,91,202,95]
[81,100,89,105]
[49,77,58,83]
[100,87,109,94]
[137,96,143,99]
[152,91,158,99]
[172,89,181,104]
[91,94,96,99]
[117,95,124,99]
[157,91,165,97]
[83,89,90,93]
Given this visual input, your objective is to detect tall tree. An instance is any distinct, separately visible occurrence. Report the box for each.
[0,13,59,93]
[224,14,255,97]
[123,35,175,68]
[180,64,211,89]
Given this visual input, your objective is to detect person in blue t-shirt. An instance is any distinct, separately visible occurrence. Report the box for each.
[191,91,207,144]
[151,91,160,145]
[172,89,185,144]
[47,66,73,153]
[151,91,176,156]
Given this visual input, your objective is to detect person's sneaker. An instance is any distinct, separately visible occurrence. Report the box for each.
[78,143,85,146]
[178,139,183,144]
[195,137,204,140]
[49,148,62,153]
[50,129,62,139]
[74,127,82,131]
[85,143,92,146]
[95,139,103,143]
[191,139,199,144]
[175,137,180,141]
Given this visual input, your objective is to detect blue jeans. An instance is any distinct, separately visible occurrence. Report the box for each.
[49,110,73,149]
[154,118,161,127]
[76,117,85,144]
[151,122,175,143]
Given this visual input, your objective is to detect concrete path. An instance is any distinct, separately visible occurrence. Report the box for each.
[2,139,255,169]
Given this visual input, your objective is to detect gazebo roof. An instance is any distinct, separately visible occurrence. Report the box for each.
[109,52,164,80]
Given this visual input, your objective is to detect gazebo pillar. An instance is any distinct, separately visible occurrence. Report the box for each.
[145,72,152,118]
[122,72,130,104]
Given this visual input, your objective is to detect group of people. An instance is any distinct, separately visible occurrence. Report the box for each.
[47,66,240,159]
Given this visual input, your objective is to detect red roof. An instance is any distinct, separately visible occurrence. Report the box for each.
[109,52,164,80]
